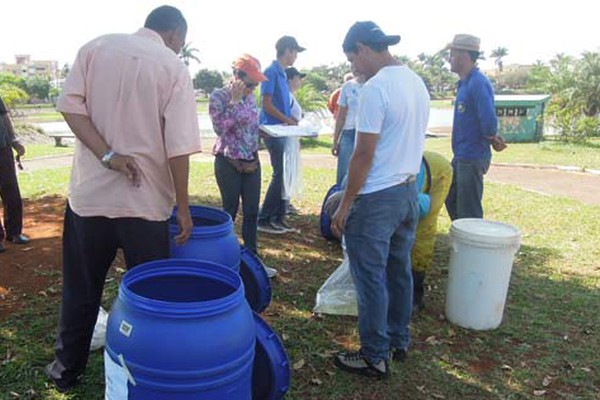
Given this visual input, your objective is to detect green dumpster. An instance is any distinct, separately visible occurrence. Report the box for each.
[495,95,550,143]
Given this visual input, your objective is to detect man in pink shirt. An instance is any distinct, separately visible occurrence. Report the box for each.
[44,5,201,392]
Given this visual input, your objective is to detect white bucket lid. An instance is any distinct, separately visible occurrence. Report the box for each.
[450,218,521,249]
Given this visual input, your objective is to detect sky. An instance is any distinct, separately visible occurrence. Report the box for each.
[1,0,598,74]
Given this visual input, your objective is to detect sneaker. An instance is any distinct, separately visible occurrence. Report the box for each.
[286,204,300,216]
[6,234,29,244]
[274,220,299,233]
[264,265,278,278]
[44,362,79,393]
[257,221,286,235]
[333,351,389,379]
[391,348,407,362]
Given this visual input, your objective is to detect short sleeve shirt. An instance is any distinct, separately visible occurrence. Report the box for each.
[56,28,201,221]
[259,61,290,125]
[356,66,430,194]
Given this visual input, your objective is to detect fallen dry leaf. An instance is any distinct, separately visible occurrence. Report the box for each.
[293,359,305,370]
[310,378,322,386]
[542,376,553,387]
[501,364,513,371]
[533,390,547,396]
[425,336,441,345]
[580,367,591,373]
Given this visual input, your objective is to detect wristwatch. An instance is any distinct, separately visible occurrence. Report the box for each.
[101,150,115,169]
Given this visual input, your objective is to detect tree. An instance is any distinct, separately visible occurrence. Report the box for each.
[538,53,600,142]
[0,83,29,109]
[25,76,51,102]
[491,47,509,72]
[180,43,201,67]
[294,83,327,112]
[193,69,223,94]
[0,74,29,108]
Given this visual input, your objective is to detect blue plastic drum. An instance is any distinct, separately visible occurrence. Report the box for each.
[169,205,240,271]
[105,259,255,399]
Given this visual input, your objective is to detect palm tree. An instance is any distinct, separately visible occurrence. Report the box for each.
[180,42,201,67]
[490,47,509,72]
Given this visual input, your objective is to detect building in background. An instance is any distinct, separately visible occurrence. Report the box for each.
[0,55,58,80]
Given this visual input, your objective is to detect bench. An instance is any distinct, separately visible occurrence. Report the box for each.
[48,133,75,147]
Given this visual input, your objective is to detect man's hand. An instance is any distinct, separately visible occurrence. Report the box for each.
[331,203,350,239]
[331,142,339,156]
[108,154,142,187]
[11,141,25,157]
[489,135,507,152]
[173,206,193,245]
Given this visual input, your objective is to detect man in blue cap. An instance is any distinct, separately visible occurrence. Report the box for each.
[331,21,430,378]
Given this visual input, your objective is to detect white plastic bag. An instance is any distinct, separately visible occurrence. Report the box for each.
[282,137,303,200]
[90,306,109,351]
[313,244,358,316]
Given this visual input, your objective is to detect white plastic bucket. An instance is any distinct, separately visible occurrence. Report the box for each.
[445,218,521,330]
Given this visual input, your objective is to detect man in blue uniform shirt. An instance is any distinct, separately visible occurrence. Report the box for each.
[444,34,506,220]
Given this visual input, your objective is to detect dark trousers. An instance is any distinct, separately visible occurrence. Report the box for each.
[259,136,286,224]
[47,203,169,383]
[214,155,261,254]
[445,158,490,220]
[0,146,23,241]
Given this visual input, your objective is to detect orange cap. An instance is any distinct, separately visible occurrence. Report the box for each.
[232,54,267,83]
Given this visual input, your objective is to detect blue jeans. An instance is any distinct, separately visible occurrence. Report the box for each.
[445,158,491,220]
[336,129,356,186]
[344,181,419,363]
[259,136,286,224]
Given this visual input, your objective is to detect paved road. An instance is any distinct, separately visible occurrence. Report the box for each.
[20,151,600,206]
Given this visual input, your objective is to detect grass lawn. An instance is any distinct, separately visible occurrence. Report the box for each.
[425,137,600,170]
[1,161,598,399]
[303,134,600,170]
[23,144,74,159]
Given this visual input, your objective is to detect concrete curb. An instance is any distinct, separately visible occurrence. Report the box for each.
[491,162,600,176]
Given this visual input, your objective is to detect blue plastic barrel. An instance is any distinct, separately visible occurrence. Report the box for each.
[169,205,240,271]
[105,259,255,399]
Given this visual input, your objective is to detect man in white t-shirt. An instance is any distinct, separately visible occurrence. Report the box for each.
[331,21,430,378]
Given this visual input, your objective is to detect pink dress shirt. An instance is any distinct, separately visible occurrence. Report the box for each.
[57,28,201,221]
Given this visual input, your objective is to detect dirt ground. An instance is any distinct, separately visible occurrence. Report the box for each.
[2,148,600,321]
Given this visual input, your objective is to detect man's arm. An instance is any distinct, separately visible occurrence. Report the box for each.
[331,132,378,238]
[169,155,192,245]
[2,113,25,157]
[331,106,348,156]
[62,112,141,186]
[262,95,297,125]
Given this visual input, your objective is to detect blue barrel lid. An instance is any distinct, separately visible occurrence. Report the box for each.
[239,246,272,313]
[252,312,290,400]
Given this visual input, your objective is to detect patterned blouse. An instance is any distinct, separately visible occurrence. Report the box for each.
[209,87,260,160]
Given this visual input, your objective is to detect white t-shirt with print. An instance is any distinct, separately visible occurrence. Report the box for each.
[356,65,429,195]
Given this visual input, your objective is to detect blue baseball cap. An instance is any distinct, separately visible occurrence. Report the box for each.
[342,21,401,53]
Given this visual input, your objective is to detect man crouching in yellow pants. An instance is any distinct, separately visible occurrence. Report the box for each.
[412,151,453,314]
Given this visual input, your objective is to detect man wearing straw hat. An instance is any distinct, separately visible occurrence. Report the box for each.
[444,34,506,221]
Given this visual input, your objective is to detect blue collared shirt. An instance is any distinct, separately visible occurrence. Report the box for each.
[452,67,497,160]
[259,61,290,125]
